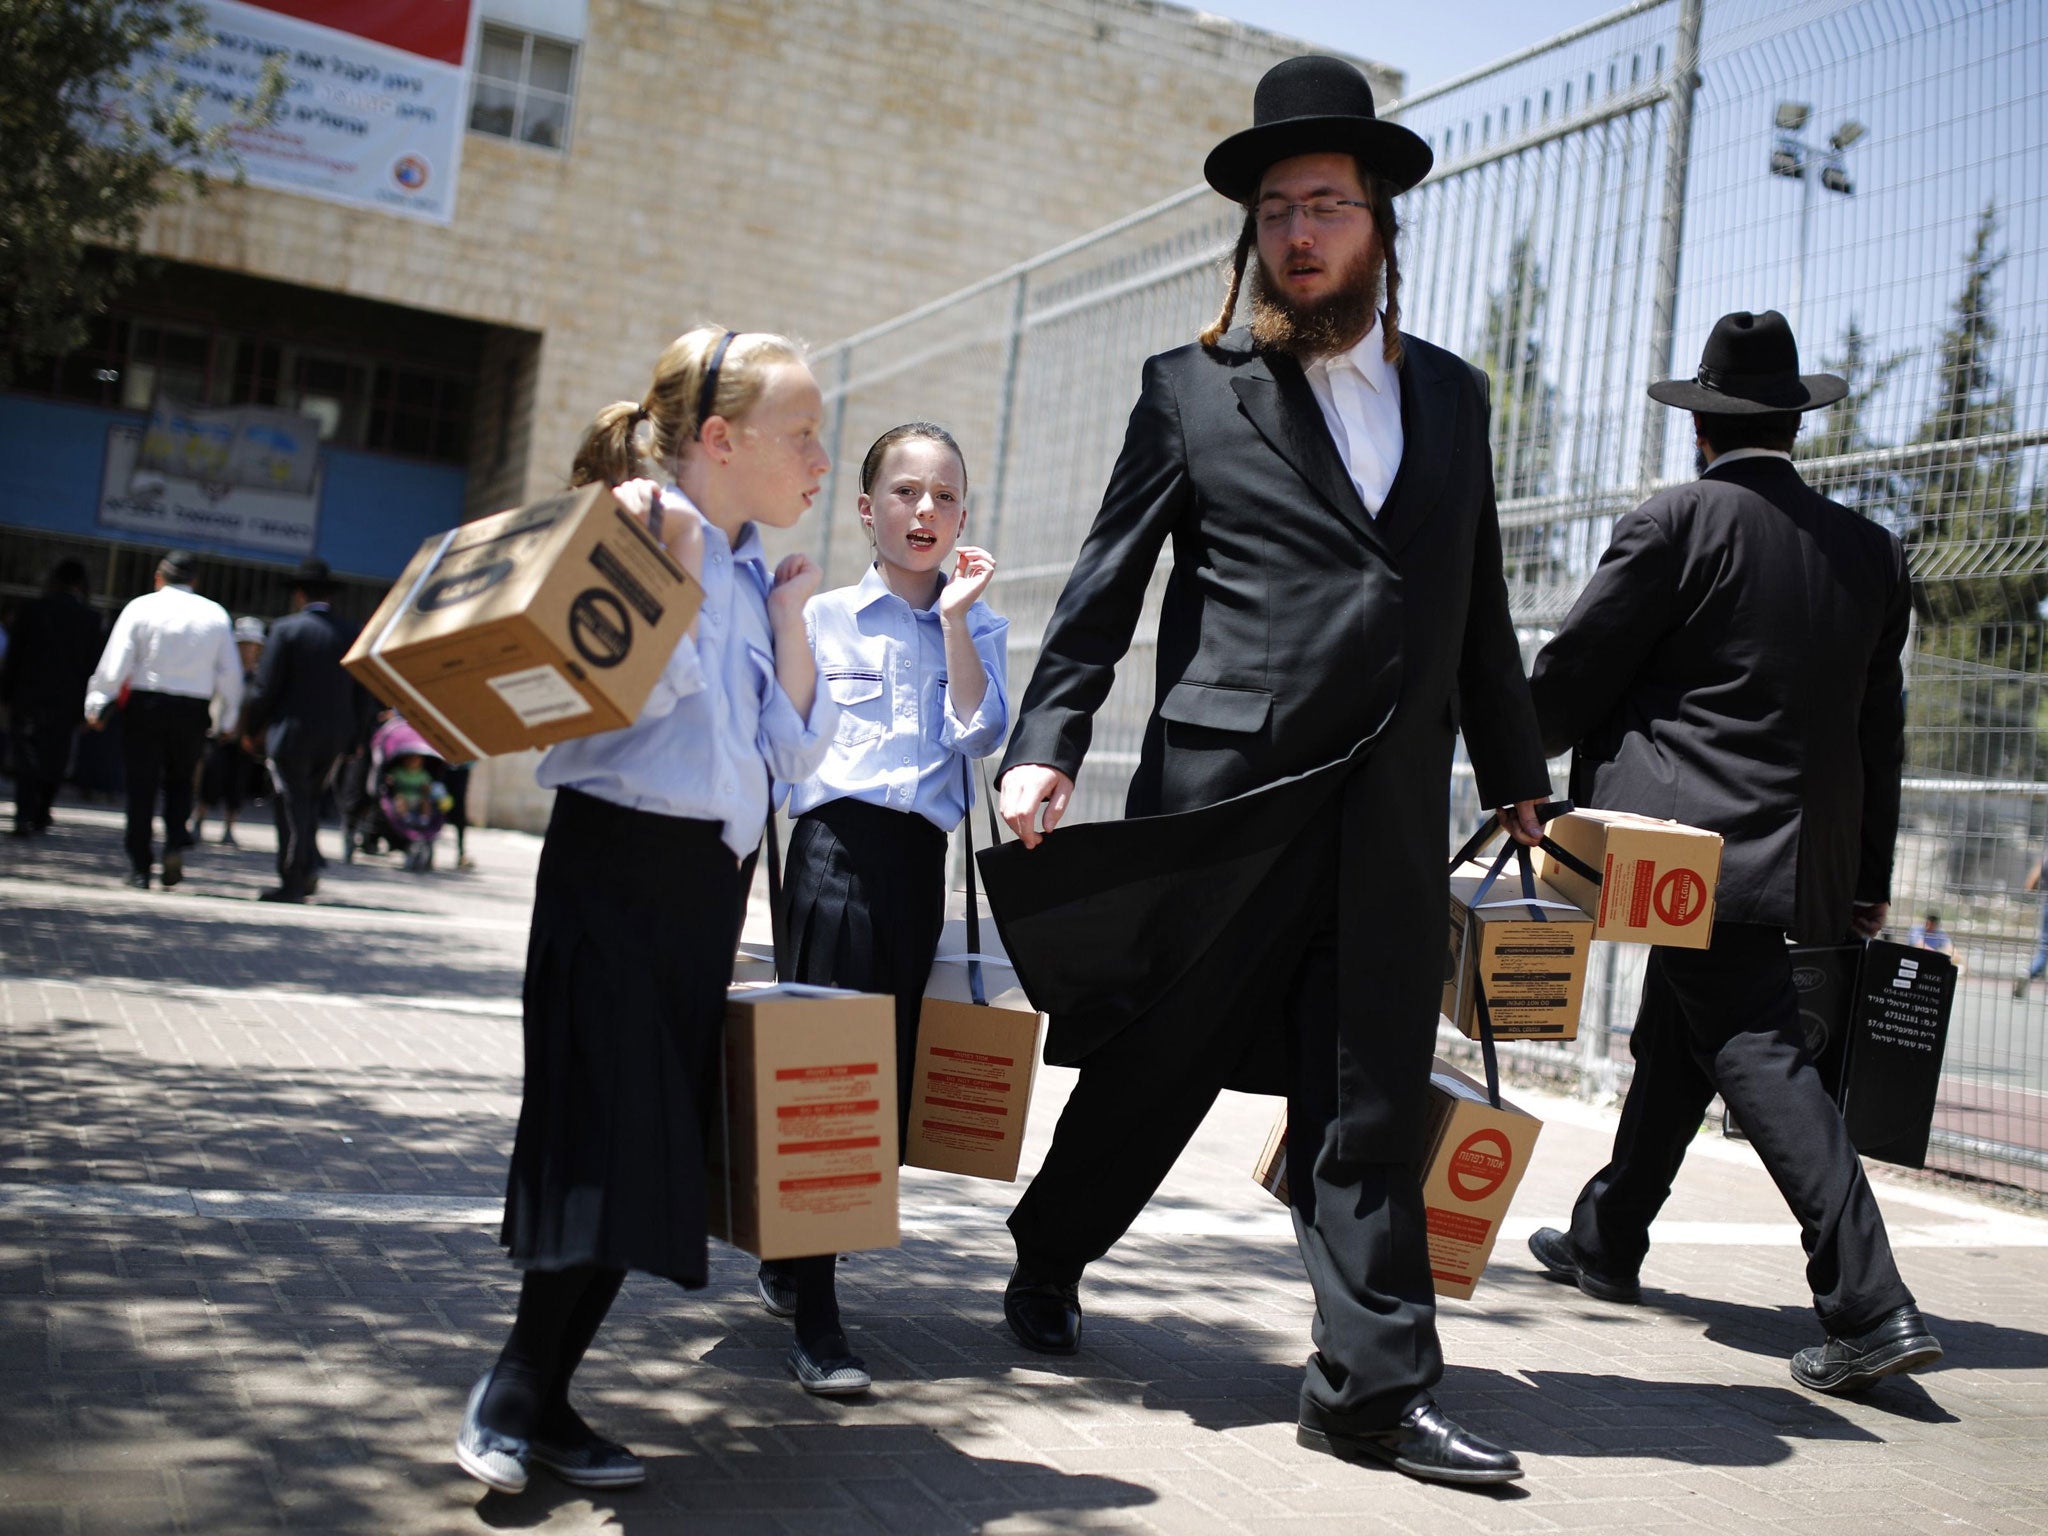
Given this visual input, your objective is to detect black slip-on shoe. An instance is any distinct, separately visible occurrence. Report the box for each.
[1004,1263,1082,1355]
[454,1371,530,1495]
[123,870,151,890]
[1528,1226,1642,1304]
[756,1260,799,1319]
[1792,1304,1943,1395]
[160,850,183,888]
[258,886,308,904]
[1297,1399,1523,1486]
[529,1431,645,1489]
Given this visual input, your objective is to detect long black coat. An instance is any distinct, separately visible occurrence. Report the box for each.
[242,605,368,764]
[989,326,1550,1160]
[2,592,102,714]
[1528,455,1910,943]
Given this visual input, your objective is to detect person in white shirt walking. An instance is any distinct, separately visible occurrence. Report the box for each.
[83,551,242,889]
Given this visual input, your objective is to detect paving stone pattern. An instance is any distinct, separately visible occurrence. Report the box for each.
[2,806,2045,1533]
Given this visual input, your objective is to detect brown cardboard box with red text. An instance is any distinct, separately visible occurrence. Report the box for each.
[907,917,1043,1182]
[707,984,899,1262]
[1537,809,1722,949]
[1248,1057,1540,1300]
[1444,861,1593,1041]
[343,483,701,763]
[1418,1058,1543,1300]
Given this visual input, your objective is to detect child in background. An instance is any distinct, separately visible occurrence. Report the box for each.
[456,327,836,1496]
[767,422,1007,1394]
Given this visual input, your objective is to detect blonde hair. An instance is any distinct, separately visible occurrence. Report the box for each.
[1199,164,1406,367]
[568,325,806,488]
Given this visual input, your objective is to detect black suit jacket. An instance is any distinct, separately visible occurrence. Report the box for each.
[1529,455,1910,943]
[241,604,368,764]
[988,327,1549,1159]
[2,592,103,715]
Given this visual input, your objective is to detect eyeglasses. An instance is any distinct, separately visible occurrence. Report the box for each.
[1257,198,1370,229]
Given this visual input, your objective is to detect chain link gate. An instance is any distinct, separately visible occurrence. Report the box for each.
[805,0,2048,1204]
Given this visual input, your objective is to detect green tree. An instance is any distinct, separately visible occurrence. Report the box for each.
[1481,233,1558,502]
[0,0,279,382]
[1898,202,2048,779]
[1795,317,1911,522]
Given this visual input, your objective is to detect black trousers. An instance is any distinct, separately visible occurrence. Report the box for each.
[1008,829,1439,1429]
[268,752,343,893]
[11,706,78,829]
[1568,922,1914,1335]
[120,692,210,873]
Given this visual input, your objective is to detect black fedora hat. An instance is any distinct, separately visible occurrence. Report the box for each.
[1648,310,1847,415]
[1204,55,1433,204]
[290,555,336,593]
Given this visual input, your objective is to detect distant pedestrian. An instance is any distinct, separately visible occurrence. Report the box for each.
[1911,911,1956,958]
[83,551,241,889]
[192,616,268,847]
[240,559,368,903]
[456,327,835,1497]
[2014,855,2048,998]
[4,559,102,837]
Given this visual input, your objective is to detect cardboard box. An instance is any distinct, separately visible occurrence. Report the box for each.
[1248,1061,1540,1299]
[343,483,701,763]
[906,917,1043,1182]
[1444,860,1593,1041]
[1253,1110,1290,1206]
[1419,1057,1543,1299]
[1537,809,1723,949]
[707,984,900,1261]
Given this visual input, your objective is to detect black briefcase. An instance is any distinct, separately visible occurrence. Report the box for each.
[1724,938,1955,1168]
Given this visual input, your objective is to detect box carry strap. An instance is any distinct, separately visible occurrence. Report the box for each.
[961,756,987,1007]
[1448,801,1603,890]
[766,808,787,984]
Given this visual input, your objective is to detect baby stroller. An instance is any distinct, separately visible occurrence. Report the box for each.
[349,716,453,872]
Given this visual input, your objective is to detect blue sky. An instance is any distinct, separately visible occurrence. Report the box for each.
[1192,0,1628,94]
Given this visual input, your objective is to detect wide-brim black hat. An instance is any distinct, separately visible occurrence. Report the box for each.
[291,556,336,592]
[1205,55,1433,204]
[1647,309,1848,414]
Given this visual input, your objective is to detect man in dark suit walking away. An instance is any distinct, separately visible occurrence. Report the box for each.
[4,559,102,837]
[241,558,367,904]
[1525,310,1941,1395]
[994,58,1550,1485]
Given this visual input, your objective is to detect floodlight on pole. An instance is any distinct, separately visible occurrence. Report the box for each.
[1775,101,1811,131]
[1772,105,1866,329]
[1830,120,1866,151]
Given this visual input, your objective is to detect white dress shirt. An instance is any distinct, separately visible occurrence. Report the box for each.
[537,487,837,858]
[785,562,1010,833]
[84,582,243,733]
[1706,447,1794,469]
[1302,316,1405,515]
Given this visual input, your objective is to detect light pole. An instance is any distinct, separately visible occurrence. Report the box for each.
[1771,104,1865,331]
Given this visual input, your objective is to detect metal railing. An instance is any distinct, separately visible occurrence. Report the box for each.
[806,0,2048,1204]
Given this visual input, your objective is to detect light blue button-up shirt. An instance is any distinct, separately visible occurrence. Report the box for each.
[538,489,837,857]
[785,562,1009,834]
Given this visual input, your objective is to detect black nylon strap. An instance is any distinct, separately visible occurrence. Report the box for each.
[961,757,987,1006]
[1473,988,1503,1109]
[766,810,787,984]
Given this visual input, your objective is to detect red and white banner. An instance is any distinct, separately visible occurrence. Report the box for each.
[157,0,476,224]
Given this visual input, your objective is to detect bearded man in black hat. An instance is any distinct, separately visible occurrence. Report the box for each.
[990,57,1549,1485]
[1524,310,1941,1394]
[242,557,370,903]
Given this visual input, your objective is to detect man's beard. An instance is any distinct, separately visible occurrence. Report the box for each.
[1248,243,1385,357]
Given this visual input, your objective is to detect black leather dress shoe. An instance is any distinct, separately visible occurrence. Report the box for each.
[259,886,308,904]
[1792,1303,1942,1395]
[1528,1226,1641,1304]
[1297,1399,1523,1486]
[1003,1263,1082,1355]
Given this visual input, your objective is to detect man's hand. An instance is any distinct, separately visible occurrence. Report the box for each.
[1851,901,1888,939]
[1001,763,1074,850]
[84,713,105,733]
[1498,799,1545,848]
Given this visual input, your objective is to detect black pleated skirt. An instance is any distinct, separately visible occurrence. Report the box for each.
[782,797,947,1150]
[500,788,753,1286]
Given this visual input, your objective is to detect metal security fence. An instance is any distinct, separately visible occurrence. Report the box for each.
[806,0,2048,1204]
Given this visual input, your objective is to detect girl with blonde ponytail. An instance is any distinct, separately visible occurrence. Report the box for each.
[458,327,840,1497]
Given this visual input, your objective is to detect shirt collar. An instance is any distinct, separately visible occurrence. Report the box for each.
[1317,315,1395,397]
[664,485,761,568]
[854,560,947,616]
[1707,447,1794,469]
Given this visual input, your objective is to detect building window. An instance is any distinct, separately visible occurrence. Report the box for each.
[469,24,576,150]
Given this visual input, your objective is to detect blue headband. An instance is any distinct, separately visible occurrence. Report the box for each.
[696,330,738,438]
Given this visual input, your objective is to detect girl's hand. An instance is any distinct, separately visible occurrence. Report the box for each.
[767,553,822,623]
[613,478,703,582]
[939,545,996,621]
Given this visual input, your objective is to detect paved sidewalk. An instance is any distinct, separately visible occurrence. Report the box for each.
[2,803,2046,1534]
